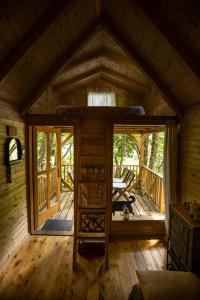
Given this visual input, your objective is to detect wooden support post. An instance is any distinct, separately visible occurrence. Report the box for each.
[140,133,144,176]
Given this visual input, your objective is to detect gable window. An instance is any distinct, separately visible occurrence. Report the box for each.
[88,92,116,106]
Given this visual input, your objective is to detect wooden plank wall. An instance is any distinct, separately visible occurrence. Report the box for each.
[0,100,28,267]
[29,86,60,114]
[178,103,200,204]
[144,88,175,116]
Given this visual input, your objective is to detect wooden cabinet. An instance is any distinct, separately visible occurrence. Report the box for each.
[168,205,200,275]
[73,119,112,269]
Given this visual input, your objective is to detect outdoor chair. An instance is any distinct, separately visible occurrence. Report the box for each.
[113,167,129,183]
[112,170,135,201]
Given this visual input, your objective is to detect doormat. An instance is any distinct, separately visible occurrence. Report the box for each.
[41,219,73,231]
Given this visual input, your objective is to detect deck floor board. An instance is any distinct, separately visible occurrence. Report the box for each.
[41,189,164,228]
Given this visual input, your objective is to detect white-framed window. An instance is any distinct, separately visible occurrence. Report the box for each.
[87,92,116,106]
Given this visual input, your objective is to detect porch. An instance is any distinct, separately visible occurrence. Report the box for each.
[56,163,165,223]
[112,164,165,220]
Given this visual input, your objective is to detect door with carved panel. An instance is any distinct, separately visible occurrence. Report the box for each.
[33,127,61,228]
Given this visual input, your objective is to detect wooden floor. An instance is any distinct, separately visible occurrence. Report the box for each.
[0,236,166,300]
[52,191,74,221]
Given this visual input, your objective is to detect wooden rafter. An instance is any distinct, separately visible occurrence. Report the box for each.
[55,68,102,90]
[59,48,139,75]
[54,69,102,92]
[0,0,76,83]
[54,66,149,93]
[101,67,149,90]
[59,51,103,74]
[100,75,144,98]
[19,17,103,115]
[133,0,200,80]
[101,15,183,118]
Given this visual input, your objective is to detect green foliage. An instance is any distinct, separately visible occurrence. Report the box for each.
[155,132,165,174]
[37,131,46,171]
[113,132,165,176]
[113,134,139,165]
[145,132,165,174]
[62,133,74,165]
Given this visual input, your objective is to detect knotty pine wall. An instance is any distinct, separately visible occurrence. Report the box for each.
[29,86,60,114]
[178,103,200,204]
[0,101,28,267]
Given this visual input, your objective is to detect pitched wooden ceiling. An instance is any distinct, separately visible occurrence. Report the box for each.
[0,0,200,117]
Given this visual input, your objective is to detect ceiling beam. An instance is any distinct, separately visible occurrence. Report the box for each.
[54,66,149,92]
[0,0,75,83]
[58,51,103,74]
[59,49,142,78]
[19,17,103,115]
[133,0,200,80]
[101,74,144,97]
[101,67,150,90]
[101,14,183,118]
[97,76,141,95]
[55,71,101,93]
[54,68,102,91]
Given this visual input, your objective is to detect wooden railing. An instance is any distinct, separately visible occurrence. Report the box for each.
[141,165,164,213]
[50,168,57,200]
[38,173,48,212]
[61,164,74,191]
[62,163,164,213]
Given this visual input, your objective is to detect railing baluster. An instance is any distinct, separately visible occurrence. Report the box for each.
[141,165,164,213]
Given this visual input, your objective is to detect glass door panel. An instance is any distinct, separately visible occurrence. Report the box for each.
[34,127,61,228]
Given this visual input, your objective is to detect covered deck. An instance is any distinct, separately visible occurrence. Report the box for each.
[112,164,165,220]
[54,162,165,225]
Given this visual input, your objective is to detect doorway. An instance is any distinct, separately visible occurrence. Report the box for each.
[112,124,165,221]
[30,126,74,235]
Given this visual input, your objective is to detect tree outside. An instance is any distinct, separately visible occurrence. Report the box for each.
[113,131,165,176]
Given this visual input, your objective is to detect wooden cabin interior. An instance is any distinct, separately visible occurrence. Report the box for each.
[0,0,200,299]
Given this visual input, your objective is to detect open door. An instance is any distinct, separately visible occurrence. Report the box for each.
[33,126,61,228]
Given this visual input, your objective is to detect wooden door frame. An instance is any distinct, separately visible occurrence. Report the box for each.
[110,121,167,237]
[27,123,76,234]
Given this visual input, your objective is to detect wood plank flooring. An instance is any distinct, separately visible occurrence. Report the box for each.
[0,236,166,300]
[50,190,164,224]
[52,191,74,221]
